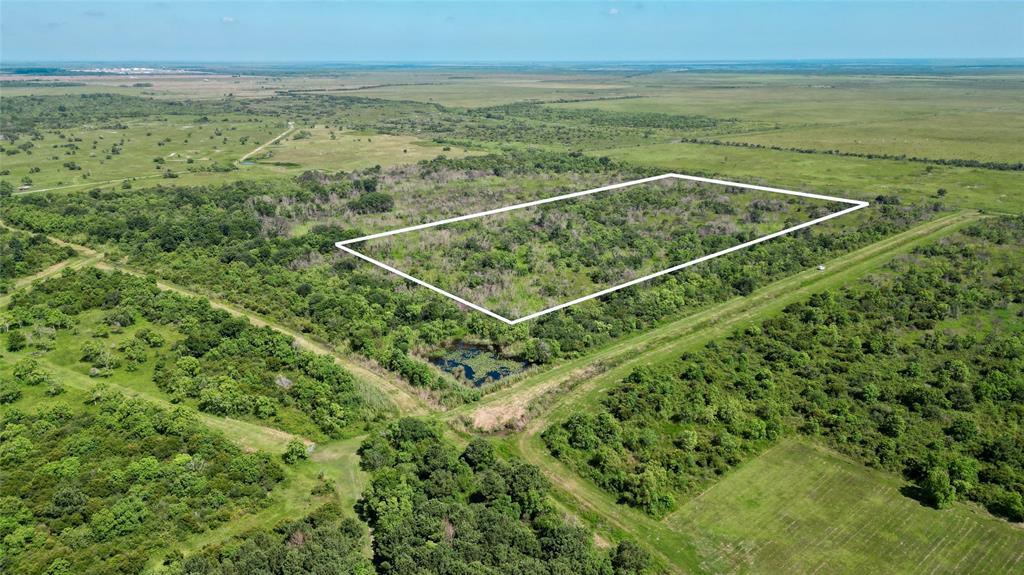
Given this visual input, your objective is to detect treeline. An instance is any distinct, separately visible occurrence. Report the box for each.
[0,226,76,293]
[5,268,385,438]
[0,386,283,575]
[365,97,745,149]
[545,216,1024,521]
[417,149,627,177]
[356,418,653,574]
[676,137,1024,172]
[0,153,938,404]
[249,93,446,136]
[472,102,730,132]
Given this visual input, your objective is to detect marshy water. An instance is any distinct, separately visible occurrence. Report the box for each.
[432,343,529,387]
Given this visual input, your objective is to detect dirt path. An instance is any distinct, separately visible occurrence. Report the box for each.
[238,120,295,163]
[3,211,985,570]
[499,211,982,573]
[0,220,104,306]
[12,174,167,196]
[25,289,370,572]
[8,254,99,290]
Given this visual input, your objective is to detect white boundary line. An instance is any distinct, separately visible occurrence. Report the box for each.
[336,173,869,325]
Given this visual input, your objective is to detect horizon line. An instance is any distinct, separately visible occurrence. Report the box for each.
[4,57,1024,66]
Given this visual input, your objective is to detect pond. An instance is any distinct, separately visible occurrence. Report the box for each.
[432,343,530,387]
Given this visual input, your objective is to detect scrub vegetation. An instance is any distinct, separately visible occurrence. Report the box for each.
[356,177,847,318]
[1,156,937,404]
[0,386,283,575]
[1,64,1022,574]
[544,216,1024,520]
[4,268,388,440]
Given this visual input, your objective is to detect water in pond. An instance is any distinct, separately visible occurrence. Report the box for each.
[239,161,255,166]
[432,344,529,387]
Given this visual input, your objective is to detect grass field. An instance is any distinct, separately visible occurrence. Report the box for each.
[255,126,476,173]
[592,141,1023,213]
[1,114,284,190]
[554,73,1024,163]
[669,438,1024,574]
[728,112,1024,163]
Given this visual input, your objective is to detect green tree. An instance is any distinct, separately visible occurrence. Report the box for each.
[282,439,308,464]
[612,540,653,575]
[922,467,956,509]
[6,331,26,352]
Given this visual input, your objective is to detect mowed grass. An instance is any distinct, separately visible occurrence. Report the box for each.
[592,141,1023,213]
[256,126,477,173]
[668,438,1024,574]
[160,434,369,571]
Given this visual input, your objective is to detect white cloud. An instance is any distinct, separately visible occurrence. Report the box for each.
[222,16,236,24]
[608,8,620,16]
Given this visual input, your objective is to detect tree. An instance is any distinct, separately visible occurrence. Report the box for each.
[612,540,653,575]
[461,437,496,471]
[7,331,26,352]
[0,380,22,404]
[347,191,394,214]
[282,439,308,464]
[922,467,956,509]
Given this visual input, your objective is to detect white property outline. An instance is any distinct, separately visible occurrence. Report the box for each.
[336,173,869,325]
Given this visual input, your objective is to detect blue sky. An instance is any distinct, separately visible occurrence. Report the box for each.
[2,2,1022,62]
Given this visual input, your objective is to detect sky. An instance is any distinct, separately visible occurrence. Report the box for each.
[2,1,1022,63]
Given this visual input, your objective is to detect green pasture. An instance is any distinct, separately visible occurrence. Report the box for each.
[554,73,1024,163]
[592,141,1023,213]
[256,126,477,173]
[491,212,989,573]
[1,114,284,191]
[668,438,1024,574]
